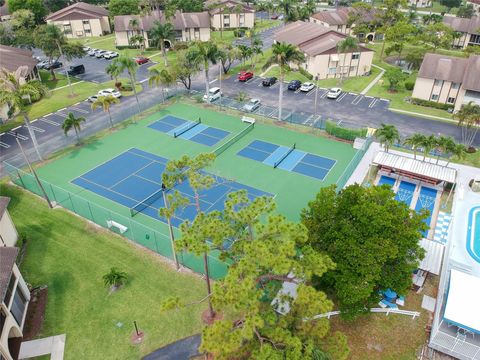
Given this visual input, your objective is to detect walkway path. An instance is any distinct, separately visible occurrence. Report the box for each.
[142,334,201,360]
[361,64,385,95]
[19,334,66,360]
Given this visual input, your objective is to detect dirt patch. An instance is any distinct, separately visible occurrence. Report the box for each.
[23,286,48,340]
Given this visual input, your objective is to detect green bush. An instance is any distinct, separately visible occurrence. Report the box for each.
[411,98,453,111]
[325,121,368,141]
[299,67,313,80]
[404,81,415,91]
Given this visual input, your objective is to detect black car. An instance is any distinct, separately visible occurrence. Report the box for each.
[287,80,302,91]
[262,77,277,87]
[67,64,85,76]
[44,61,63,70]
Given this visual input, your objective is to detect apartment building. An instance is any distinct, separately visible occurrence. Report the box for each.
[206,0,255,29]
[443,15,480,49]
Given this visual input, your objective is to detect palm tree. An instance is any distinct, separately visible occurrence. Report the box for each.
[403,133,425,160]
[337,36,359,83]
[263,42,305,121]
[62,112,85,144]
[114,56,141,115]
[102,267,128,290]
[0,68,48,160]
[129,34,146,52]
[251,37,263,65]
[419,134,437,161]
[375,123,400,152]
[149,67,175,103]
[149,21,175,66]
[237,44,252,66]
[447,143,467,166]
[187,41,222,103]
[91,95,120,128]
[233,3,243,28]
[105,62,122,89]
[277,0,295,22]
[218,45,239,74]
[454,101,480,149]
[435,136,455,164]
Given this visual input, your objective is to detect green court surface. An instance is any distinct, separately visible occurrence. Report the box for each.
[24,103,357,275]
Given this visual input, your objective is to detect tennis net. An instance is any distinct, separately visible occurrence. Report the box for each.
[130,188,164,217]
[213,123,254,156]
[174,118,201,138]
[273,143,296,168]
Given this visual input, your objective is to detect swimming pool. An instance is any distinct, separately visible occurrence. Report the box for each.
[467,206,480,263]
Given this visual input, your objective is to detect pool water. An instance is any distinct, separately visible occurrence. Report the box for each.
[467,206,480,263]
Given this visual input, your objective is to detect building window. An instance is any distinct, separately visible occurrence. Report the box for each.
[451,82,459,89]
[4,274,16,307]
[223,14,230,28]
[350,66,357,73]
[63,23,72,35]
[434,79,443,87]
[431,94,439,101]
[194,27,200,40]
[447,97,455,104]
[0,308,6,336]
[239,13,245,27]
[469,34,480,45]
[329,67,337,74]
[352,52,360,60]
[10,287,27,326]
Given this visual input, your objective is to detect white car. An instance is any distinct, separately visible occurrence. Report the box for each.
[87,95,98,103]
[98,88,122,98]
[83,46,91,52]
[203,87,222,102]
[88,48,98,56]
[300,82,315,92]
[95,50,108,58]
[103,51,119,60]
[327,87,342,99]
[243,99,261,112]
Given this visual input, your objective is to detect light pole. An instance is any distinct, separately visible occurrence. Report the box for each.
[14,132,53,209]
[162,183,180,270]
[314,75,319,116]
[218,63,223,110]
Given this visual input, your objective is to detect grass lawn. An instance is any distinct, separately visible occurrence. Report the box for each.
[1,183,206,359]
[228,48,274,77]
[316,66,381,93]
[39,70,81,90]
[254,19,281,32]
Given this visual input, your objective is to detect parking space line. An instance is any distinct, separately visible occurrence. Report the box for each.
[0,141,10,148]
[209,78,218,84]
[352,95,363,105]
[336,92,348,102]
[306,89,316,97]
[369,98,379,108]
[31,126,45,133]
[39,117,61,126]
[303,114,314,125]
[320,90,328,99]
[71,106,89,114]
[8,131,28,140]
[294,89,301,94]
[336,120,343,126]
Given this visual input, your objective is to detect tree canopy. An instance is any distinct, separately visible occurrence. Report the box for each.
[8,0,47,24]
[108,0,140,17]
[301,184,426,319]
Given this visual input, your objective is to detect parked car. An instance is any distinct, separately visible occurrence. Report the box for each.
[300,82,315,92]
[271,14,279,19]
[243,98,261,112]
[103,51,119,60]
[88,48,98,56]
[327,87,342,99]
[238,71,254,82]
[44,60,63,70]
[278,14,284,20]
[262,77,277,87]
[98,88,122,98]
[67,64,85,76]
[87,95,98,103]
[83,46,91,52]
[287,80,302,91]
[203,87,222,102]
[95,50,108,58]
[36,60,49,69]
[134,56,149,65]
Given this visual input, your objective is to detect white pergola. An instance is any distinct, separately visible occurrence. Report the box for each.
[419,238,444,275]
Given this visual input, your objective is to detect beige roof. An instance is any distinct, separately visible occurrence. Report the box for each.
[310,7,380,26]
[205,0,254,14]
[419,239,444,275]
[443,15,480,34]
[46,2,108,21]
[418,53,480,92]
[114,10,210,32]
[0,247,18,303]
[0,45,38,74]
[373,151,457,183]
[275,21,373,56]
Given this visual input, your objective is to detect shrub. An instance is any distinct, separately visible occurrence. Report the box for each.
[411,98,454,111]
[325,121,368,141]
[298,67,314,80]
[404,81,415,91]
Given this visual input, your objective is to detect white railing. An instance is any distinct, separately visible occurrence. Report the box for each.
[430,329,480,360]
[312,308,420,320]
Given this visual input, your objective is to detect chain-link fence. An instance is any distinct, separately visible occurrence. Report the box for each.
[3,161,229,279]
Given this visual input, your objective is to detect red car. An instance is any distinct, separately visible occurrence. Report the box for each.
[238,71,254,82]
[134,56,149,65]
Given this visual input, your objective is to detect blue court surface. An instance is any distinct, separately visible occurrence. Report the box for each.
[148,115,230,147]
[237,140,336,181]
[71,148,272,227]
[395,180,416,207]
[415,186,438,236]
[378,175,396,187]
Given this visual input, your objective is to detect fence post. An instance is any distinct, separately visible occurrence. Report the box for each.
[68,193,76,213]
[87,201,95,222]
[16,170,26,189]
[50,184,57,203]
[152,231,161,254]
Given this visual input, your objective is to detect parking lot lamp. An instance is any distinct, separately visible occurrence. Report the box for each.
[314,75,319,116]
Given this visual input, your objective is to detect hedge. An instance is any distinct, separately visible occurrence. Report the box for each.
[299,67,313,80]
[411,98,454,111]
[325,121,368,141]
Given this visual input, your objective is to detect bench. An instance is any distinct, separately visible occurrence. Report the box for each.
[242,116,255,124]
[106,220,128,234]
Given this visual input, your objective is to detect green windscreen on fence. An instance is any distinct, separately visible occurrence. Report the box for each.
[335,136,373,191]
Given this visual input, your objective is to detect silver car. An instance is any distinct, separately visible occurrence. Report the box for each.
[243,99,261,112]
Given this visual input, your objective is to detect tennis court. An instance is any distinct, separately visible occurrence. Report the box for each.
[72,148,272,227]
[237,140,336,181]
[148,115,230,147]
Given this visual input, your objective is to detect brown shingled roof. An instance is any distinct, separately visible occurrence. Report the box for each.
[275,21,373,56]
[0,247,19,303]
[46,2,108,21]
[418,53,468,83]
[310,7,380,26]
[443,15,480,34]
[463,55,480,92]
[205,0,254,14]
[0,3,9,17]
[0,196,10,219]
[0,45,38,74]
[114,10,210,32]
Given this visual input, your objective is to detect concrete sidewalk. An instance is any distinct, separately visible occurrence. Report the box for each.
[361,64,385,95]
[19,334,66,360]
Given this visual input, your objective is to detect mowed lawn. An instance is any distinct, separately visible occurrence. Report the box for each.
[1,184,206,359]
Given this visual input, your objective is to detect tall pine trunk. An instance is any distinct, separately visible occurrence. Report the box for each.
[204,63,210,103]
